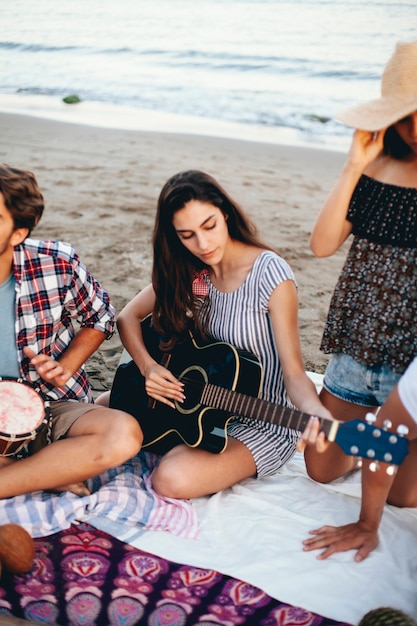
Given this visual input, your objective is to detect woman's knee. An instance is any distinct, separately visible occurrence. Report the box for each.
[152,461,192,499]
[304,447,356,484]
[304,462,334,484]
[387,492,417,508]
[95,390,111,406]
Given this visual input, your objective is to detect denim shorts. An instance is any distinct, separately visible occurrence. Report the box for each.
[323,353,402,407]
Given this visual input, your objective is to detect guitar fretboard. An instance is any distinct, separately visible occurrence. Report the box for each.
[200,382,334,437]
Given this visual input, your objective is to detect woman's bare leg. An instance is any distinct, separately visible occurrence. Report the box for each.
[94,390,111,406]
[388,439,417,507]
[304,388,377,483]
[152,437,257,499]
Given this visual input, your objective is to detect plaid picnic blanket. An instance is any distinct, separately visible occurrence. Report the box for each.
[0,452,199,539]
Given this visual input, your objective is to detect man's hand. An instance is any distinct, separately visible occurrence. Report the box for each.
[23,346,72,387]
[302,521,379,562]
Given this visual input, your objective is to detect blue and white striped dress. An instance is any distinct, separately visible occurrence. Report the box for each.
[203,250,300,477]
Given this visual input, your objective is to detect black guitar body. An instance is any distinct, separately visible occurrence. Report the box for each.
[109,319,263,454]
[109,318,409,466]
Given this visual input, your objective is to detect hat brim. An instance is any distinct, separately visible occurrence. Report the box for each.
[336,95,417,131]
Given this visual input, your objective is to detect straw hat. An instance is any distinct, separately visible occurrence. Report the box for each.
[336,40,417,131]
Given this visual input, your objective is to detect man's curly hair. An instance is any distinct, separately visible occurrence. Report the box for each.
[0,163,44,234]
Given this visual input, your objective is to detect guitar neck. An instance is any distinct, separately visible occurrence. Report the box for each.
[201,382,339,439]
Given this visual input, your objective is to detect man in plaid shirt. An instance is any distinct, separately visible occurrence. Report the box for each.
[0,163,142,497]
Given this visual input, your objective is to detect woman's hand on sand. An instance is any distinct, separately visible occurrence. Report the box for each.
[145,363,185,409]
[302,521,379,562]
[297,415,330,453]
[346,128,386,171]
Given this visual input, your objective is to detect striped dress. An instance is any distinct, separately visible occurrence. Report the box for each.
[203,250,300,478]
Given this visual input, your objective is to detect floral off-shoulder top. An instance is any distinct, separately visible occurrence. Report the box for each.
[321,174,417,375]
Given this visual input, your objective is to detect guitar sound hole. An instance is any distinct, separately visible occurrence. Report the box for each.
[178,366,207,413]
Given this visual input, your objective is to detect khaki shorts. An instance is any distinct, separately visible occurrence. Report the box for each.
[28,400,102,455]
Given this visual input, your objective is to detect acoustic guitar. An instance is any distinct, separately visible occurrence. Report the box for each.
[109,317,408,465]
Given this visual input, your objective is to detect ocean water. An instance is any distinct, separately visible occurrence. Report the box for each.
[0,0,415,149]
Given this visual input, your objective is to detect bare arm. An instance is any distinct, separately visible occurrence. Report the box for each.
[310,129,386,257]
[24,327,106,387]
[116,285,184,408]
[269,280,333,420]
[117,284,157,375]
[302,386,417,561]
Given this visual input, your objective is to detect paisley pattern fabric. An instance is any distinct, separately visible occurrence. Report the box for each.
[0,523,353,626]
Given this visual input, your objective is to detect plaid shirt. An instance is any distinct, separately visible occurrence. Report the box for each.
[13,239,116,402]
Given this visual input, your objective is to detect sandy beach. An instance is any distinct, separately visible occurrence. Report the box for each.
[1,112,348,396]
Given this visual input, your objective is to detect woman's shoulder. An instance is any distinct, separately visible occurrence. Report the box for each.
[365,155,417,191]
[364,153,391,177]
[255,248,290,265]
[253,250,295,281]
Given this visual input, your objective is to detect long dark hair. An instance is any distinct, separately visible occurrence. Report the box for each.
[151,170,271,344]
[383,125,412,159]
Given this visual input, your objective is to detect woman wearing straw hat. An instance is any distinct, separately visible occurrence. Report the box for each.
[298,40,417,560]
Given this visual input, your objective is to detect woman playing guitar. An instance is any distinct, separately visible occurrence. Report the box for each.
[108,170,333,499]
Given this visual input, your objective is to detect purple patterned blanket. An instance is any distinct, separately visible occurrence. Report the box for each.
[0,522,353,626]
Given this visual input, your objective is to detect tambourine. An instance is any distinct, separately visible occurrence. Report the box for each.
[0,377,51,457]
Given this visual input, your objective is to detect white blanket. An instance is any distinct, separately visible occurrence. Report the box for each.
[90,451,417,625]
[2,370,416,624]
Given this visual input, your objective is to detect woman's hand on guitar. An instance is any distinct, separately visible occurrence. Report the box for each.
[302,521,379,562]
[145,363,185,409]
[297,416,330,453]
